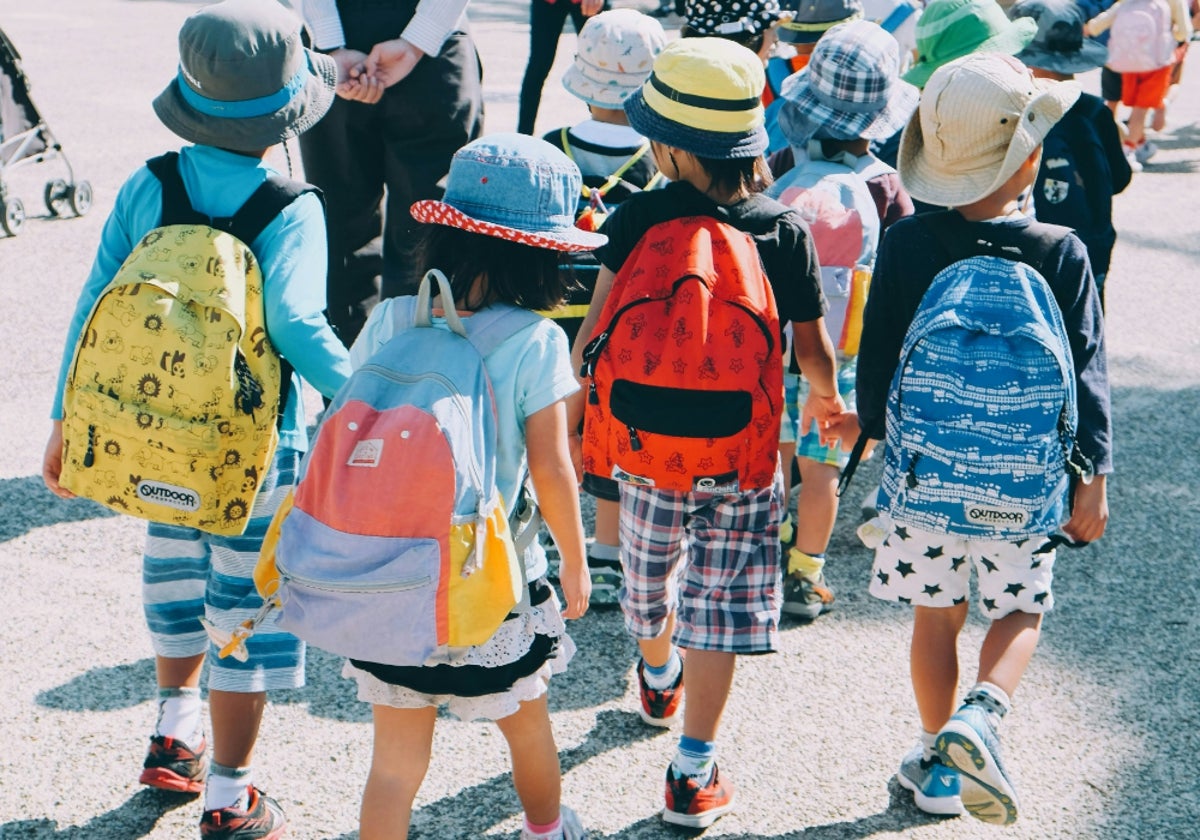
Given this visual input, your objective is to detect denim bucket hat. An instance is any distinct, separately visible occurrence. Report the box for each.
[153,0,336,153]
[903,0,1038,89]
[1009,0,1108,75]
[778,0,865,43]
[624,37,768,159]
[898,53,1079,206]
[779,20,920,143]
[562,10,667,109]
[410,134,607,253]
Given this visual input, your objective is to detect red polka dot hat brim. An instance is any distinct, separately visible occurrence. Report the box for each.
[410,200,607,253]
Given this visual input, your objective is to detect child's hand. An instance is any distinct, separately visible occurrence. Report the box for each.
[558,557,591,620]
[568,432,584,484]
[1063,474,1108,543]
[42,422,75,500]
[800,392,848,448]
[824,411,864,452]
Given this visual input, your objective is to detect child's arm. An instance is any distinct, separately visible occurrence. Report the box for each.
[1084,3,1119,36]
[526,399,591,618]
[792,318,847,447]
[569,265,617,394]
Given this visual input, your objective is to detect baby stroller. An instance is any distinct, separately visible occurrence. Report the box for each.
[0,26,91,237]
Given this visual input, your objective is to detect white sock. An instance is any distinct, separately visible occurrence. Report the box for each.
[641,651,682,690]
[588,542,619,563]
[920,729,938,761]
[155,687,202,744]
[205,763,251,811]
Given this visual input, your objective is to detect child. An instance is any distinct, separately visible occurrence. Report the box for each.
[542,8,666,606]
[1010,0,1133,306]
[856,53,1112,823]
[343,133,597,840]
[40,1,352,836]
[571,37,844,829]
[766,20,918,619]
[1085,0,1193,165]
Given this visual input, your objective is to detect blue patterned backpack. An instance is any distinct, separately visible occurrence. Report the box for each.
[873,213,1092,539]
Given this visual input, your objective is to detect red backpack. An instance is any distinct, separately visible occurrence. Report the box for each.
[580,215,783,494]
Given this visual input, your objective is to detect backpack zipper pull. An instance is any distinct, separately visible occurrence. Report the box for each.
[588,380,599,405]
[905,453,921,489]
[628,426,643,452]
[83,424,96,468]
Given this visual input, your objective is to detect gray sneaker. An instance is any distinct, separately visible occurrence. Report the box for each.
[936,700,1019,825]
[781,570,834,620]
[896,743,964,816]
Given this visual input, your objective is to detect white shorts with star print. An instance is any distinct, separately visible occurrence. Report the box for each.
[858,515,1057,620]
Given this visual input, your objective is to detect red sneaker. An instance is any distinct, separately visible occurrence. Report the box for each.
[200,786,287,839]
[636,659,682,726]
[663,763,736,828]
[138,735,207,794]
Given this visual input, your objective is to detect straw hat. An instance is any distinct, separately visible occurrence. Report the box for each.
[898,53,1080,207]
[623,37,768,159]
[153,0,336,153]
[410,134,607,253]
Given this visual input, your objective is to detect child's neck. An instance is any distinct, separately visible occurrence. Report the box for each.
[588,106,631,126]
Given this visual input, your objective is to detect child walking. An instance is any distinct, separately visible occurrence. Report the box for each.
[542,8,666,606]
[855,53,1112,824]
[41,1,352,837]
[571,38,844,829]
[343,133,597,840]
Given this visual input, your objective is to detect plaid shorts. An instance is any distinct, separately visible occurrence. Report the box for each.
[617,468,784,653]
[142,448,304,693]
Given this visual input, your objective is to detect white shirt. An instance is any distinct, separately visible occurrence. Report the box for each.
[299,0,470,56]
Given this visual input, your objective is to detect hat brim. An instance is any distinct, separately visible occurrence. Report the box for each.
[903,17,1039,88]
[561,65,641,109]
[1016,38,1108,75]
[898,76,1080,207]
[410,200,607,253]
[624,87,768,159]
[152,50,337,153]
[778,73,920,143]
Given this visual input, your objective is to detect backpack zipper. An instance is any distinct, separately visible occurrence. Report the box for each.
[278,566,432,594]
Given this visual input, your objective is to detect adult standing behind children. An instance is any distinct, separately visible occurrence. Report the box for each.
[297,0,483,347]
[41,1,352,837]
[571,38,845,829]
[337,134,597,840]
[518,0,608,136]
[855,53,1111,824]
[766,19,918,620]
[542,8,667,606]
[1010,0,1132,306]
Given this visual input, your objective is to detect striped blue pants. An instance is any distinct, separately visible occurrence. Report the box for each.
[142,448,305,693]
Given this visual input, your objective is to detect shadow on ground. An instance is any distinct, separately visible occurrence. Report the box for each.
[2,476,118,542]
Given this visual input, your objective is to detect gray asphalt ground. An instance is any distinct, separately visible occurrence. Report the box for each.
[2,1,1199,838]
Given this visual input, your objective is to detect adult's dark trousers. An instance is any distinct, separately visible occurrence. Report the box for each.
[518,0,608,135]
[299,2,483,348]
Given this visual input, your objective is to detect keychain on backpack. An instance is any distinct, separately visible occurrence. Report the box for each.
[200,596,279,662]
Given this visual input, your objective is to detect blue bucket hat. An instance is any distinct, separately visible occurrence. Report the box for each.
[410,134,607,253]
[779,20,919,143]
[778,0,865,43]
[1008,0,1108,75]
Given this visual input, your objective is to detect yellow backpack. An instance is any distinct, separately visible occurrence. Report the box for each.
[59,153,310,536]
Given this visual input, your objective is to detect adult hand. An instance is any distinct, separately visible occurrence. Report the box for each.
[42,421,75,499]
[1063,474,1108,543]
[365,38,426,89]
[328,48,384,103]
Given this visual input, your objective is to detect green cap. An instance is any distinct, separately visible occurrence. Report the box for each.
[903,0,1038,89]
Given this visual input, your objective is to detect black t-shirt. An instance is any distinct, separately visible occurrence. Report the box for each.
[595,180,827,326]
[856,212,1112,475]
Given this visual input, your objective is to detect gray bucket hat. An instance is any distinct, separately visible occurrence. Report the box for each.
[153,0,337,153]
[1009,0,1109,75]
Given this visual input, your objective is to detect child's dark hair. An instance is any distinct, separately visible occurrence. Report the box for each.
[411,225,570,312]
[680,23,765,56]
[696,154,774,195]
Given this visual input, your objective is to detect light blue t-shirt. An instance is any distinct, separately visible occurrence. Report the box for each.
[50,145,352,452]
[350,298,580,578]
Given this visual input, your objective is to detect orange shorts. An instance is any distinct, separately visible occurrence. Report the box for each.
[1121,64,1173,108]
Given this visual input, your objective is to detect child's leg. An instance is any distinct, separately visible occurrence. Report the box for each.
[792,458,840,559]
[977,611,1043,697]
[680,648,736,742]
[1126,105,1150,148]
[911,602,969,733]
[360,705,437,840]
[495,695,563,826]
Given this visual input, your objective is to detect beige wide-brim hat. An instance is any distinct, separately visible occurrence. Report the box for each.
[898,53,1080,207]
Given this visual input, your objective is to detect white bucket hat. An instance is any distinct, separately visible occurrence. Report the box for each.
[561,10,667,109]
[898,53,1080,207]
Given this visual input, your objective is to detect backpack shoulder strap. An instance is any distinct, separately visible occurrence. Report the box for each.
[919,210,1069,272]
[463,305,545,359]
[145,152,317,246]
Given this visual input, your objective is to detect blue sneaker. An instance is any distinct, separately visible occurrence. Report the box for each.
[936,700,1019,825]
[896,744,963,816]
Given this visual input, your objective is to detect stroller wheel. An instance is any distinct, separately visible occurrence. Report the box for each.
[68,181,93,217]
[1,198,25,236]
[44,179,69,216]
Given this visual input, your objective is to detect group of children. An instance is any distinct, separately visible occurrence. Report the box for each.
[41,0,1121,838]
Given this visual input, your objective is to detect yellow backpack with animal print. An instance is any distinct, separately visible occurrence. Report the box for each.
[59,153,311,535]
